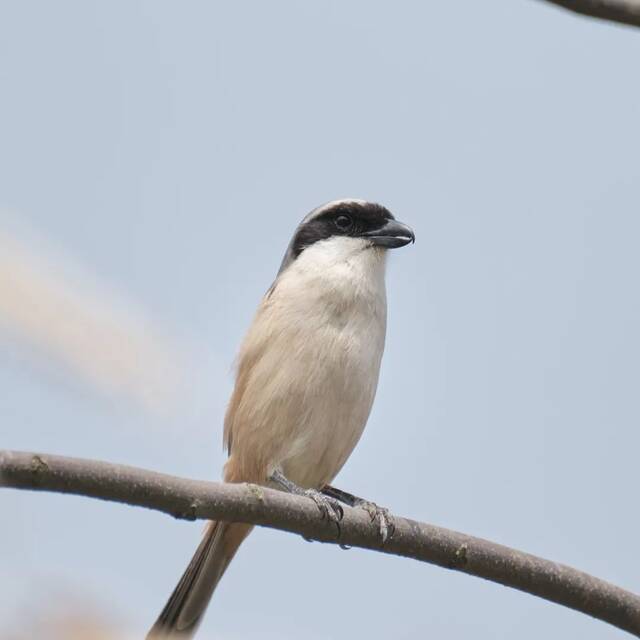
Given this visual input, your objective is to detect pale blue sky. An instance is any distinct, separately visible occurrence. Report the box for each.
[1,1,640,638]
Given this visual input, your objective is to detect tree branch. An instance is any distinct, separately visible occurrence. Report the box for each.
[2,450,639,637]
[537,0,640,27]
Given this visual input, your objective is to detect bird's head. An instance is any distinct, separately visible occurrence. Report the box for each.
[278,199,414,274]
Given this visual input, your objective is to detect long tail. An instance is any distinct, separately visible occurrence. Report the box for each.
[147,521,252,639]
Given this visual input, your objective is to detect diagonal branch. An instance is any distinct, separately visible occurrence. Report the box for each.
[537,0,640,27]
[2,450,640,637]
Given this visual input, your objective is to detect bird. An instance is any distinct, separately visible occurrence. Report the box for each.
[147,199,414,638]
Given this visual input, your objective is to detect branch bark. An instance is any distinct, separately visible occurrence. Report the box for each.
[2,450,639,637]
[538,0,640,27]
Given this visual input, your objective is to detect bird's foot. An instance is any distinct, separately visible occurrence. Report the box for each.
[269,470,343,536]
[304,488,344,525]
[354,499,395,544]
[321,485,395,545]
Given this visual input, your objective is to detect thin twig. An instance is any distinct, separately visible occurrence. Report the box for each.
[2,450,639,637]
[537,0,640,27]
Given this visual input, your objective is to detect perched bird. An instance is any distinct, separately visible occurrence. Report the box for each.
[148,199,414,638]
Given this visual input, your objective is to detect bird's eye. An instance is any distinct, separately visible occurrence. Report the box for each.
[334,215,353,231]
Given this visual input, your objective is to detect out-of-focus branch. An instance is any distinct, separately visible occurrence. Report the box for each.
[538,0,640,27]
[2,450,640,637]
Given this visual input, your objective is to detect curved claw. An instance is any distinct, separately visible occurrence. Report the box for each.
[304,489,344,535]
[357,500,395,544]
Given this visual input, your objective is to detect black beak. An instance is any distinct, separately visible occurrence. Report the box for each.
[361,219,415,248]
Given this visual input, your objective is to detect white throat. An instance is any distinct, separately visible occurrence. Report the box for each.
[278,236,388,306]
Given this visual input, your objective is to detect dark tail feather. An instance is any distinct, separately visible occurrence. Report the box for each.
[147,521,251,639]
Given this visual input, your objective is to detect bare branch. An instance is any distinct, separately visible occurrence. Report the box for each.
[537,0,640,27]
[2,450,640,637]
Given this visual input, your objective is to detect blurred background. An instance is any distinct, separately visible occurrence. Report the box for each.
[1,1,639,638]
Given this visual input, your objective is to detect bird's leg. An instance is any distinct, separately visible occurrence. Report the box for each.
[269,469,344,526]
[322,485,395,544]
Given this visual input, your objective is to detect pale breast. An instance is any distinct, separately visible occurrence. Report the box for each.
[279,297,386,487]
